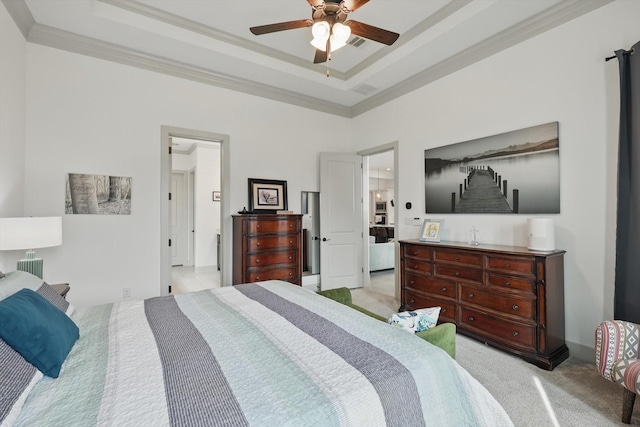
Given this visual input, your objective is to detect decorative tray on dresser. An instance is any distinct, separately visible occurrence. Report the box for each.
[232,214,303,286]
[399,239,568,370]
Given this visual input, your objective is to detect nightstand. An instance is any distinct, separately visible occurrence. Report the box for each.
[50,283,70,299]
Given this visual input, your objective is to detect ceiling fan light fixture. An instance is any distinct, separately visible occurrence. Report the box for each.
[332,22,351,45]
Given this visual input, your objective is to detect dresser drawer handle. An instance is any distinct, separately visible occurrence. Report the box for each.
[504,281,511,286]
[468,293,474,298]
[289,223,293,228]
[289,240,293,244]
[413,265,419,269]
[411,251,418,256]
[288,256,292,260]
[410,299,415,304]
[441,308,447,313]
[256,276,260,280]
[455,272,460,276]
[505,263,511,268]
[256,242,261,246]
[255,259,260,263]
[256,225,260,228]
[512,305,519,311]
[512,331,519,337]
[441,287,447,292]
[468,316,475,321]
[288,272,293,276]
[410,280,415,285]
[455,256,460,261]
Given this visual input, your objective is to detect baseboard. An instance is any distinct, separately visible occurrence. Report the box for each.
[195,265,217,273]
[566,340,594,364]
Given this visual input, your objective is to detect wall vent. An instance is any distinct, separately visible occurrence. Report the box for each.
[348,36,366,48]
[352,83,378,96]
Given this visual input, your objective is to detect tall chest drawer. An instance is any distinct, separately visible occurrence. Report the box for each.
[247,235,298,252]
[246,219,300,234]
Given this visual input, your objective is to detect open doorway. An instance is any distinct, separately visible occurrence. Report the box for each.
[160,126,231,297]
[170,137,222,293]
[365,150,396,298]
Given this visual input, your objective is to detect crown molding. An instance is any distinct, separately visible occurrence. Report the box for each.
[27,24,352,118]
[99,0,349,81]
[351,0,615,117]
[345,0,472,79]
[5,0,615,119]
[1,0,35,39]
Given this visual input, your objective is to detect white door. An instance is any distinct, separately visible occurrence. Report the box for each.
[171,172,188,266]
[319,153,363,291]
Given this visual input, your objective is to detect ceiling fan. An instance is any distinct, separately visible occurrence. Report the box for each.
[249,0,399,65]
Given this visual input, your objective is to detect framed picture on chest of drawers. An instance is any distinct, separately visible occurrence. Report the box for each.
[232,214,302,286]
[399,239,569,370]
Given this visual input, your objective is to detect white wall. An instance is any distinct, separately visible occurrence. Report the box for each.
[0,4,26,216]
[0,3,27,271]
[352,0,638,358]
[22,44,352,308]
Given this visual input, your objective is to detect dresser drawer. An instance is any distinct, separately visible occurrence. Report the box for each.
[404,273,455,299]
[486,255,535,276]
[248,267,298,282]
[246,219,299,234]
[486,273,535,293]
[402,244,432,260]
[434,264,482,283]
[247,251,297,267]
[459,285,535,320]
[404,290,455,323]
[247,235,298,251]
[434,249,482,266]
[403,259,432,275]
[459,307,536,350]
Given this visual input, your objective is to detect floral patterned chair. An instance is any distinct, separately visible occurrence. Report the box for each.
[595,320,640,423]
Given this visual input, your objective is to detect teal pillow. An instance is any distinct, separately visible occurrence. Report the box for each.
[0,289,79,378]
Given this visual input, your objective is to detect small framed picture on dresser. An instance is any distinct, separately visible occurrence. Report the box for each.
[419,219,444,242]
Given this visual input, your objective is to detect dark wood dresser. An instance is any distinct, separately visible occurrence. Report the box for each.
[399,239,568,370]
[232,214,302,286]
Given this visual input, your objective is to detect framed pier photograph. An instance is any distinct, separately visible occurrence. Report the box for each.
[424,122,560,214]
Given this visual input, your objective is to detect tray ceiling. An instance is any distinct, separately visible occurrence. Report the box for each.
[4,0,612,117]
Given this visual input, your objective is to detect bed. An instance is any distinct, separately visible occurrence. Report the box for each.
[0,270,513,427]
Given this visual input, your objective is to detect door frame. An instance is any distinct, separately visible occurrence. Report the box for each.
[161,126,231,296]
[357,141,400,299]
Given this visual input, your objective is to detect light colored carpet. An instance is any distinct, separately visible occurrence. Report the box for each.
[351,287,638,427]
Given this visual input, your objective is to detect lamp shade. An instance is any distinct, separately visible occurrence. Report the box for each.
[0,217,62,251]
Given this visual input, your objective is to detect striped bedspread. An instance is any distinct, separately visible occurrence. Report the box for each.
[15,281,513,426]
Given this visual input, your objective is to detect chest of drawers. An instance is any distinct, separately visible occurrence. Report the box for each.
[232,214,302,286]
[400,239,568,370]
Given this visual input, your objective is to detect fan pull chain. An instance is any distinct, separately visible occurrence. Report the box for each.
[326,52,331,77]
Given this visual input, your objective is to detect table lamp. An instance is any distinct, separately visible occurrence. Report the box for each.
[0,217,62,278]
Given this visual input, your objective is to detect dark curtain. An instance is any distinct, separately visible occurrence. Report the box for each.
[614,41,640,323]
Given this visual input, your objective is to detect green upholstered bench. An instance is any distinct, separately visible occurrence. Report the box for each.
[317,287,456,359]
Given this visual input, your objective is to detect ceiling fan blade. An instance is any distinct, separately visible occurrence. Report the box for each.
[313,48,328,64]
[345,20,399,45]
[307,0,325,9]
[341,0,369,13]
[250,19,312,36]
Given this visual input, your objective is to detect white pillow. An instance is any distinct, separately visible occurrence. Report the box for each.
[388,307,441,333]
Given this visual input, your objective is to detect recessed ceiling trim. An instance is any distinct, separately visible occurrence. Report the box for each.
[27,23,352,118]
[351,0,615,117]
[99,0,349,81]
[1,0,35,39]
[345,0,472,79]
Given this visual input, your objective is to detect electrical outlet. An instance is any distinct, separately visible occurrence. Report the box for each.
[412,217,422,226]
[122,288,131,298]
